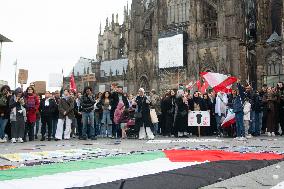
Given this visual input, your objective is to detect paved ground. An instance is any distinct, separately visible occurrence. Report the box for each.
[0,135,284,188]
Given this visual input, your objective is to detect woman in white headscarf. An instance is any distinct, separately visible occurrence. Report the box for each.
[134,88,154,140]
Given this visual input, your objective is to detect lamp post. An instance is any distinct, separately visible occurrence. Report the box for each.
[14,60,17,89]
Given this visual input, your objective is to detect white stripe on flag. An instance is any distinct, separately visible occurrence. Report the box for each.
[0,158,203,189]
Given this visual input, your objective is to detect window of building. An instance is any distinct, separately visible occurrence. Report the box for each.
[203,2,218,39]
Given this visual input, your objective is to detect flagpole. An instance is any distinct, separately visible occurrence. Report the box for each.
[14,60,17,89]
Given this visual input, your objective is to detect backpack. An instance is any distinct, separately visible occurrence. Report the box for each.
[0,93,7,107]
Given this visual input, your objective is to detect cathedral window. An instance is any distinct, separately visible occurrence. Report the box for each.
[203,2,218,39]
[167,0,189,25]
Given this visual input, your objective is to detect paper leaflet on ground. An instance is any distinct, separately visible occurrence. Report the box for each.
[146,139,223,144]
[0,148,120,162]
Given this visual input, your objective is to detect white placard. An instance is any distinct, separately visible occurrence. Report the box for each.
[49,73,63,87]
[99,85,106,93]
[188,111,210,127]
[158,34,184,68]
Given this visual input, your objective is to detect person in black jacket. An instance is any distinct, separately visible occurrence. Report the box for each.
[0,85,11,143]
[161,90,176,137]
[202,93,214,136]
[110,85,129,137]
[134,88,154,140]
[40,91,57,141]
[80,87,96,140]
[74,92,83,138]
[188,91,206,136]
[174,90,189,137]
[250,91,263,136]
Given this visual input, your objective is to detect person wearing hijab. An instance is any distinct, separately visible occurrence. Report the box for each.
[134,88,154,140]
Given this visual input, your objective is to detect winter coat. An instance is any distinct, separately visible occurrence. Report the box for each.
[111,92,129,113]
[135,95,152,128]
[243,101,251,121]
[0,92,11,119]
[232,84,245,113]
[24,94,40,123]
[114,102,124,124]
[174,96,188,132]
[40,98,57,118]
[80,95,96,113]
[251,93,263,112]
[150,94,161,115]
[9,95,26,122]
[188,97,206,111]
[58,97,75,119]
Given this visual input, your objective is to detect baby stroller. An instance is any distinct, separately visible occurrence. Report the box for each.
[126,108,139,139]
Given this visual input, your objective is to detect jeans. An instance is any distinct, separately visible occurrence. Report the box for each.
[153,123,159,135]
[0,117,8,139]
[259,112,263,133]
[251,111,260,135]
[52,119,58,138]
[235,112,245,137]
[34,119,40,137]
[82,112,95,138]
[25,122,35,141]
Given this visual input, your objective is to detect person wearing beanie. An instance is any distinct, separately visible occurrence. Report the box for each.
[9,88,26,143]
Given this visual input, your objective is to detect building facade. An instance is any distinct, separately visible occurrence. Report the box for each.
[124,0,284,92]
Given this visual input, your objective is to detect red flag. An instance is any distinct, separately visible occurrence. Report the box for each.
[70,74,77,92]
[200,72,237,93]
[200,80,209,94]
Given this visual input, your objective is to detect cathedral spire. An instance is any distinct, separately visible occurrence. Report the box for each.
[99,22,102,35]
[105,17,109,30]
[116,14,119,24]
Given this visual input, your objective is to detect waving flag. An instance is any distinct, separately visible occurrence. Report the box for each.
[70,74,77,92]
[200,72,237,93]
[221,109,236,128]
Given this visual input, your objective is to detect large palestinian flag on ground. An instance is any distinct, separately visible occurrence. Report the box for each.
[0,150,283,189]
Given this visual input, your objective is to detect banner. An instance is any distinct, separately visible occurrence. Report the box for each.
[18,69,28,84]
[49,73,63,87]
[34,81,46,94]
[188,111,210,127]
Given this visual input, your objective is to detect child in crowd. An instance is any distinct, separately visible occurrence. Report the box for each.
[114,102,129,139]
[243,97,252,139]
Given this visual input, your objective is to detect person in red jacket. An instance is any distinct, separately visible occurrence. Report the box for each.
[24,86,40,141]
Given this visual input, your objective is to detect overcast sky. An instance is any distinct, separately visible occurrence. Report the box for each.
[0,0,129,89]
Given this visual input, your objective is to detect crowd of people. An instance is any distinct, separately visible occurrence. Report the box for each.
[0,81,283,143]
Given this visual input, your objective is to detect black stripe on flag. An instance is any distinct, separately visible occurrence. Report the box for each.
[68,159,282,189]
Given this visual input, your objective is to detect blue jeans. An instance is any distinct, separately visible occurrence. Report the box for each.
[259,112,263,134]
[251,111,260,135]
[34,119,40,136]
[82,112,95,138]
[153,123,159,135]
[235,112,245,137]
[0,117,8,139]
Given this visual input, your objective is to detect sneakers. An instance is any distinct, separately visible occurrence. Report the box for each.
[246,134,253,139]
[11,138,16,143]
[267,132,272,137]
[271,132,276,137]
[17,138,24,143]
[239,137,247,141]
